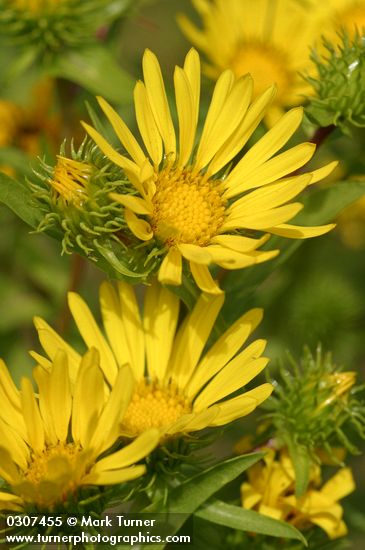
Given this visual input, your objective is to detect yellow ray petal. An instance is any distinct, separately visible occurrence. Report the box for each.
[29,351,52,370]
[0,491,23,512]
[228,174,311,215]
[134,81,163,166]
[117,281,145,381]
[224,143,316,198]
[222,202,303,231]
[195,69,235,171]
[109,193,153,215]
[207,75,253,175]
[195,75,254,170]
[33,316,81,383]
[0,359,21,410]
[174,65,196,167]
[267,223,335,238]
[308,160,338,184]
[49,351,72,443]
[68,292,118,385]
[186,308,263,399]
[206,245,278,269]
[210,383,273,425]
[143,50,176,158]
[99,281,132,369]
[81,121,139,177]
[183,48,200,132]
[91,429,159,473]
[178,243,212,264]
[144,280,180,381]
[176,406,220,433]
[33,366,57,445]
[82,465,147,486]
[124,208,153,241]
[0,448,22,485]
[168,291,224,388]
[219,85,277,189]
[20,377,45,453]
[158,247,182,285]
[194,351,268,410]
[232,107,304,175]
[210,234,270,252]
[190,262,223,294]
[90,365,134,455]
[71,349,105,448]
[321,468,355,501]
[96,96,146,166]
[0,417,29,470]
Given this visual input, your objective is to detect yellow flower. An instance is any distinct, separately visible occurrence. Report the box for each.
[311,0,365,38]
[241,449,355,539]
[0,350,159,511]
[83,49,336,294]
[32,280,273,441]
[177,0,325,125]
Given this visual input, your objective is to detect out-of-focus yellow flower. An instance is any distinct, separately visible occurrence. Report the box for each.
[177,0,327,125]
[241,449,355,539]
[0,79,60,158]
[0,350,159,511]
[83,49,336,294]
[32,280,273,442]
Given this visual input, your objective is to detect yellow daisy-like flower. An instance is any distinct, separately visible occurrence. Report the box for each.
[0,350,159,512]
[241,449,355,539]
[310,0,365,38]
[177,0,325,124]
[32,280,273,440]
[83,49,335,294]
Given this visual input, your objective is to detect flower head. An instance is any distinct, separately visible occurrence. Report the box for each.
[177,0,325,124]
[83,49,336,294]
[0,0,128,50]
[241,449,355,539]
[0,350,159,512]
[32,280,273,441]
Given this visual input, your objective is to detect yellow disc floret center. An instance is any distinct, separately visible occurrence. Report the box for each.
[231,43,291,99]
[121,380,191,436]
[151,168,226,246]
[21,442,83,507]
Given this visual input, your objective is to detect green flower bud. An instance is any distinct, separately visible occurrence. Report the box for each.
[0,0,133,51]
[30,138,160,282]
[305,31,365,133]
[264,345,365,461]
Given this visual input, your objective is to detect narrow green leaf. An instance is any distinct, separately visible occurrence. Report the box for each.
[196,499,307,544]
[287,441,311,498]
[49,45,134,104]
[0,172,43,228]
[127,454,263,550]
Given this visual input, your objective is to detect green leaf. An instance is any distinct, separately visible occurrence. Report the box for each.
[222,179,365,322]
[134,453,263,550]
[49,45,134,104]
[286,441,311,498]
[0,172,43,228]
[196,499,307,544]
